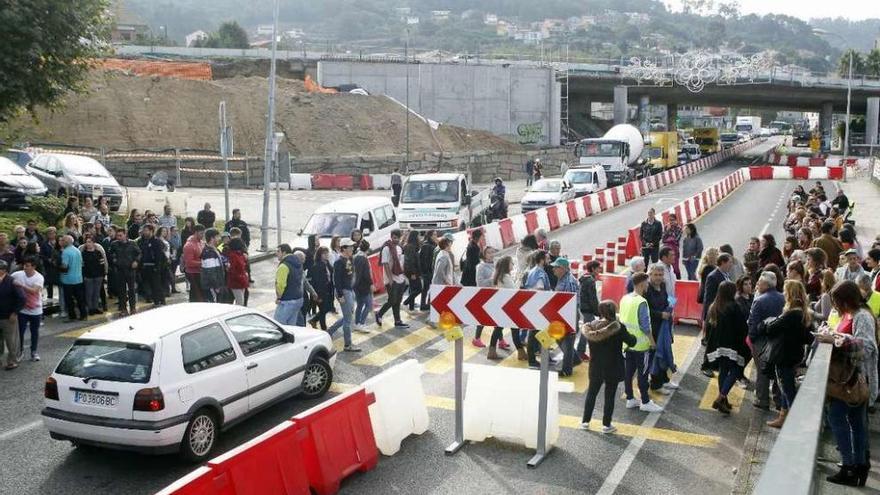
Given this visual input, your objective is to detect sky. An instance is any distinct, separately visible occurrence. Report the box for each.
[667,0,880,21]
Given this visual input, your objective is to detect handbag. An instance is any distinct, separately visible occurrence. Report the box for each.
[754,316,785,375]
[827,345,869,406]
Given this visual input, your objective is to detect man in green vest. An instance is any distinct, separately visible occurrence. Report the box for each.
[620,272,664,413]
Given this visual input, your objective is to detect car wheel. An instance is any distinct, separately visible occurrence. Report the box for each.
[300,357,333,399]
[180,408,219,462]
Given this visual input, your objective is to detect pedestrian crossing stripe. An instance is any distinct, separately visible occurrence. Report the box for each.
[353,326,441,367]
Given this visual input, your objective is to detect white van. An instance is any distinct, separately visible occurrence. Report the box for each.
[563,166,608,197]
[293,196,398,251]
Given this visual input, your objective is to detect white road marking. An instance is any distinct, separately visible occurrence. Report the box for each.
[595,328,705,495]
[0,419,42,441]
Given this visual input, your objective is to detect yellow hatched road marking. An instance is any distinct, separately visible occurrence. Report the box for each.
[352,325,439,367]
[698,362,753,412]
[423,336,483,374]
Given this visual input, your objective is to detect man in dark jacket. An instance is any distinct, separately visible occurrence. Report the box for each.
[224,208,251,248]
[748,271,785,410]
[639,208,663,263]
[418,231,437,311]
[576,260,601,360]
[327,240,359,352]
[460,230,482,287]
[200,229,226,303]
[352,243,374,331]
[109,227,141,315]
[0,260,25,370]
[700,253,733,375]
[137,225,167,306]
[646,263,672,391]
[812,221,844,269]
[197,203,216,229]
[275,244,304,325]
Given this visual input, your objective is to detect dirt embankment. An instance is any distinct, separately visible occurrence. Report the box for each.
[10,71,522,158]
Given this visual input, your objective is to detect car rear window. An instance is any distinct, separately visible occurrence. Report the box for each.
[56,340,154,384]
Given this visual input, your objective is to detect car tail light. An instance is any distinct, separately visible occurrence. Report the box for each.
[44,377,59,400]
[133,387,164,412]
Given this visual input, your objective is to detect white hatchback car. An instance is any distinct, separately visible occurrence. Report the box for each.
[42,303,336,461]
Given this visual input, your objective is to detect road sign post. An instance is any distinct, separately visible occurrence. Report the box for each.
[445,337,466,455]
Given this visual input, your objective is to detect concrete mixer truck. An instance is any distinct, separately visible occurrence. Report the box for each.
[572,124,648,186]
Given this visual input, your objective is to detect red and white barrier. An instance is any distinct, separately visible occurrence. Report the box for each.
[748,166,844,181]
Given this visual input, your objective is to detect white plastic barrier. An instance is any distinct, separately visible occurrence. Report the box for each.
[290,173,312,190]
[269,181,290,190]
[772,167,793,179]
[126,189,189,216]
[809,167,830,180]
[373,174,393,190]
[462,364,573,450]
[481,221,504,250]
[362,359,430,456]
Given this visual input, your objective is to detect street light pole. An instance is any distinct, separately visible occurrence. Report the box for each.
[405,27,410,174]
[260,0,280,251]
[844,50,853,162]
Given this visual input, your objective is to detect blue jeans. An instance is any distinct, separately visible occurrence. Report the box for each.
[684,259,699,281]
[355,292,373,326]
[328,290,355,347]
[274,298,304,326]
[775,365,797,409]
[17,314,41,353]
[624,350,650,404]
[717,357,741,396]
[828,399,868,465]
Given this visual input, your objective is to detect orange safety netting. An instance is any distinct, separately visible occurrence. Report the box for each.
[304,74,338,94]
[95,58,213,80]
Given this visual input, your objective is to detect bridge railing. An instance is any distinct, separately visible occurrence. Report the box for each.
[753,343,833,494]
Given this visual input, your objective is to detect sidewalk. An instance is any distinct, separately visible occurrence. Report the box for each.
[838,175,880,245]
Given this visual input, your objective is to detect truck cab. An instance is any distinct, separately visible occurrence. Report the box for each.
[648,131,679,172]
[720,132,739,150]
[396,173,490,232]
[563,166,608,197]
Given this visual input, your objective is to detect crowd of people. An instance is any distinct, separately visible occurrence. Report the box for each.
[0,198,254,371]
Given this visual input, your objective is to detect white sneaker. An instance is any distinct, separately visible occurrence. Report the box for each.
[640,400,664,413]
[662,381,680,390]
[625,398,641,409]
[355,326,372,334]
[602,425,617,434]
[352,324,362,332]
[31,352,40,362]
[654,387,672,396]
[579,422,590,430]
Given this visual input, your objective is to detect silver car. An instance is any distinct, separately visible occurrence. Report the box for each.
[27,153,125,211]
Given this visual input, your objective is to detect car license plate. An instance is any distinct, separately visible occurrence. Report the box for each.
[74,390,118,408]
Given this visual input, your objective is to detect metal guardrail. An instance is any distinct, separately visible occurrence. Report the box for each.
[754,342,833,494]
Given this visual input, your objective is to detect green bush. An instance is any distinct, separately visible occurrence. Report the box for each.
[27,195,67,226]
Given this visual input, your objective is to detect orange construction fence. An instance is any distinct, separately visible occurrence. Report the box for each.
[96,58,213,80]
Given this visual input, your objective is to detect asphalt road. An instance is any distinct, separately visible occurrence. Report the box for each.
[1,137,821,495]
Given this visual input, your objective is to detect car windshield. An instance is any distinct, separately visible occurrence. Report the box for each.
[62,158,111,178]
[530,180,562,192]
[575,142,621,158]
[649,148,663,159]
[734,124,752,132]
[402,180,459,203]
[720,134,738,142]
[564,170,593,184]
[302,213,358,237]
[56,339,153,384]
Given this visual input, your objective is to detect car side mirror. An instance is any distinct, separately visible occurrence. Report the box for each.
[284,331,296,344]
[362,229,371,236]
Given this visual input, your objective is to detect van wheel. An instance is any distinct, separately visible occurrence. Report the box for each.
[300,357,333,399]
[180,409,219,462]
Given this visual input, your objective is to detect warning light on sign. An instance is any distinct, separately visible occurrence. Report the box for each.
[439,311,457,331]
[547,321,566,340]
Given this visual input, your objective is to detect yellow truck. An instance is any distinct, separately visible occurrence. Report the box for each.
[692,127,720,155]
[648,131,679,172]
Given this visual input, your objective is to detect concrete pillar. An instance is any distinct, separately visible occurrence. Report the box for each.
[613,86,628,125]
[638,95,651,135]
[667,103,678,131]
[583,99,592,119]
[867,97,880,147]
[820,102,834,152]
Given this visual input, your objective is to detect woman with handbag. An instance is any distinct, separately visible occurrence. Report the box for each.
[816,280,878,486]
[762,280,813,428]
[705,281,750,415]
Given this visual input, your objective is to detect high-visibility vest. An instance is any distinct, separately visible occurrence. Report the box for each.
[868,292,880,319]
[620,292,651,352]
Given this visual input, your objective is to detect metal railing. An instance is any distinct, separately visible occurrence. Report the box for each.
[754,342,833,494]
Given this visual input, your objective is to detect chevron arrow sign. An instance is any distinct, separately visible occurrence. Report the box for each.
[429,284,577,333]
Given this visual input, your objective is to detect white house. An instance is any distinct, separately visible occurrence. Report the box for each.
[256,24,274,36]
[185,30,208,47]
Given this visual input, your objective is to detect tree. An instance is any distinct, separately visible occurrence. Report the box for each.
[838,49,865,77]
[198,21,250,49]
[866,49,880,78]
[0,0,110,124]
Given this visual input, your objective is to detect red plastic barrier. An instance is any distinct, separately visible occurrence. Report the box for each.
[565,200,579,223]
[524,211,539,233]
[312,174,335,190]
[661,210,670,227]
[674,280,703,325]
[809,158,825,167]
[786,155,799,167]
[701,191,709,211]
[616,236,627,267]
[610,187,621,207]
[292,388,379,495]
[208,421,310,495]
[499,219,515,247]
[359,175,374,190]
[332,175,354,190]
[625,226,641,258]
[674,204,683,222]
[828,167,844,180]
[637,179,647,196]
[792,166,810,179]
[546,205,561,230]
[368,254,386,294]
[156,467,216,495]
[646,176,656,192]
[599,274,628,305]
[581,195,594,216]
[597,192,608,212]
[713,184,721,203]
[693,195,703,217]
[623,183,634,202]
[684,200,693,222]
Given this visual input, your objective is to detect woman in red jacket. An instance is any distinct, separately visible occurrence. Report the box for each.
[225,238,249,306]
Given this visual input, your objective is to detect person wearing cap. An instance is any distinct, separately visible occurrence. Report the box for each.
[0,260,25,370]
[552,257,581,376]
[327,239,360,352]
[836,249,866,283]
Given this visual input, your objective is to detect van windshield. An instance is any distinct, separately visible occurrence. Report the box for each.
[564,170,593,184]
[56,339,153,383]
[402,180,459,203]
[303,213,358,237]
[575,142,621,158]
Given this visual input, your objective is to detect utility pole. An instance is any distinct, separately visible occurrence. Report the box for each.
[274,132,284,246]
[260,0,280,251]
[405,27,410,174]
[219,101,231,221]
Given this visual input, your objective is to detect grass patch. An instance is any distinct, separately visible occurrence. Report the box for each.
[0,210,48,235]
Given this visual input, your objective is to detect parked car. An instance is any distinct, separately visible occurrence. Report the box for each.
[294,196,398,251]
[563,166,608,197]
[521,178,576,212]
[793,130,812,147]
[758,127,772,137]
[41,303,336,461]
[0,157,47,208]
[26,153,125,211]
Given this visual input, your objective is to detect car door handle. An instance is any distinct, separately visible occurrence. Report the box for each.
[246,362,258,370]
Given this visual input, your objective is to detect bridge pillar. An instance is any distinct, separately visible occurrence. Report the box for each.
[820,101,834,152]
[613,86,628,125]
[666,104,678,131]
[867,97,879,148]
[638,95,650,134]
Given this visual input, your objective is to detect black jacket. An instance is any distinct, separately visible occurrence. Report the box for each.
[109,240,141,271]
[763,308,811,367]
[197,209,216,228]
[701,268,730,320]
[418,241,436,276]
[584,320,637,383]
[81,249,106,278]
[0,275,25,319]
[460,241,480,286]
[352,254,373,296]
[224,218,251,246]
[333,256,353,298]
[403,243,421,277]
[309,260,334,311]
[578,274,599,317]
[645,282,670,341]
[706,303,750,362]
[639,220,663,249]
[137,237,166,266]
